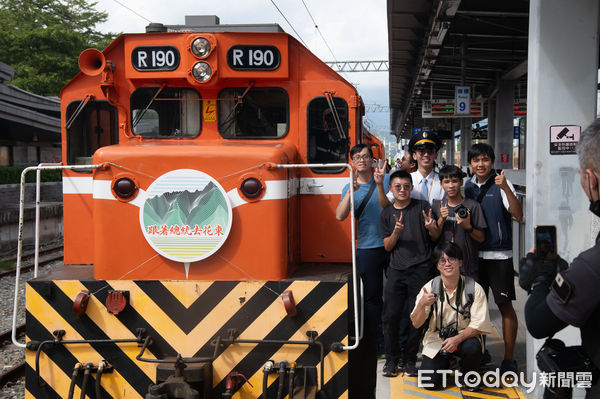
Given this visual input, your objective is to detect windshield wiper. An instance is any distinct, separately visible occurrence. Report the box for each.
[132,83,166,128]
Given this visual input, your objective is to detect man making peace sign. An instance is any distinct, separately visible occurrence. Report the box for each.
[379,170,440,377]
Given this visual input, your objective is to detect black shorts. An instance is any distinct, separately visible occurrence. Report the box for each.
[478,258,516,305]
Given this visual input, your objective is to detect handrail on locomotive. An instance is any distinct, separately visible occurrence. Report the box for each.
[13,163,363,351]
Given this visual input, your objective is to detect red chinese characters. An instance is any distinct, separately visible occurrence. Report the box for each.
[147,224,225,237]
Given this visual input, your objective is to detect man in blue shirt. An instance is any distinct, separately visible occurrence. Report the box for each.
[336,144,390,396]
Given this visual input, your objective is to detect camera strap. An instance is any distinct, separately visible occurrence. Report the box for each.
[432,276,475,333]
[437,277,463,332]
[355,180,376,219]
[475,173,497,203]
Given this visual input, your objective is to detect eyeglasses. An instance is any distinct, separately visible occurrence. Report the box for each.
[352,154,372,161]
[415,148,436,155]
[392,184,412,191]
[437,257,457,266]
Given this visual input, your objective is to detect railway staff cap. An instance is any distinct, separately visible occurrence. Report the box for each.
[408,131,442,152]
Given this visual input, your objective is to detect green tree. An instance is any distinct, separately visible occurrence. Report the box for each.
[0,0,116,96]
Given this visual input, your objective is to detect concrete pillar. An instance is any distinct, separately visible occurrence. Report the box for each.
[460,118,472,167]
[526,0,598,394]
[487,98,496,146]
[447,137,454,166]
[494,80,516,169]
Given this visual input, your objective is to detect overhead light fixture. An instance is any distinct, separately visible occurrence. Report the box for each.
[436,21,450,41]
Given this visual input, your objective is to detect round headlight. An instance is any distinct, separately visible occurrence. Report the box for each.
[191,37,211,58]
[192,62,212,82]
[113,177,137,199]
[240,177,263,199]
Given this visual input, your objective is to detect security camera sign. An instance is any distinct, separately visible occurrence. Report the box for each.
[550,125,580,155]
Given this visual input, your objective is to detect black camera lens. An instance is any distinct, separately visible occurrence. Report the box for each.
[439,326,459,339]
[455,205,469,219]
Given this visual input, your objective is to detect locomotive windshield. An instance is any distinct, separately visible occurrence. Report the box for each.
[307,96,349,173]
[66,100,117,168]
[217,87,289,138]
[130,87,201,138]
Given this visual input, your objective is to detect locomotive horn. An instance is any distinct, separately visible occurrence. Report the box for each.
[78,48,106,76]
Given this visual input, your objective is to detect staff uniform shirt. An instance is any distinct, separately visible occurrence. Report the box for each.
[412,276,494,359]
[411,170,445,204]
[340,174,390,249]
[431,198,487,276]
[380,199,433,269]
[467,174,518,260]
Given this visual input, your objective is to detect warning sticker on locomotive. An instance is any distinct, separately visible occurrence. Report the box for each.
[140,169,232,262]
[227,45,281,70]
[203,99,216,122]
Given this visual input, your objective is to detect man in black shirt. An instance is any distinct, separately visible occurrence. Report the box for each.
[380,170,439,377]
[432,165,487,279]
[520,119,600,398]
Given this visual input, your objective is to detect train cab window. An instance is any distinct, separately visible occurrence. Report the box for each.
[307,97,349,173]
[130,87,201,138]
[217,87,288,138]
[66,100,117,169]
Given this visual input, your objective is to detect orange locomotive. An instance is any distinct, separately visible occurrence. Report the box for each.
[25,17,380,399]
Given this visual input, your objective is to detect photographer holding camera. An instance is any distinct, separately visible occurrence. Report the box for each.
[520,119,600,398]
[411,241,493,391]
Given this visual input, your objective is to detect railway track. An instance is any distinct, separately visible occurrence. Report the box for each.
[0,246,63,394]
[0,244,64,278]
[0,324,26,388]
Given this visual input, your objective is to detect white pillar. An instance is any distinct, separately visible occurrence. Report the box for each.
[494,80,516,169]
[526,0,598,395]
[460,118,472,167]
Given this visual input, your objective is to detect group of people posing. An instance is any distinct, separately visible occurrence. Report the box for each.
[336,131,523,393]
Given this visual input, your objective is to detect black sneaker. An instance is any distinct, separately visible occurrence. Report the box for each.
[481,349,492,365]
[500,359,518,374]
[461,378,482,392]
[382,359,398,377]
[404,361,417,376]
[397,355,406,372]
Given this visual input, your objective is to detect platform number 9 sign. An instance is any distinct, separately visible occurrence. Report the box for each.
[455,86,470,116]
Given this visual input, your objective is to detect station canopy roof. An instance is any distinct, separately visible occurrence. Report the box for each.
[387,0,529,139]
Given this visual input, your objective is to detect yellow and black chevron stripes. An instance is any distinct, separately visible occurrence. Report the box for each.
[26,279,351,399]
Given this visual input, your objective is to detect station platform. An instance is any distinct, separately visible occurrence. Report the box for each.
[375,276,529,398]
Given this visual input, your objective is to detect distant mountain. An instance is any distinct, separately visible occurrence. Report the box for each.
[143,182,229,229]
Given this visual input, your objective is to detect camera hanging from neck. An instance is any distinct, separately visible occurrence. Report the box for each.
[437,276,463,334]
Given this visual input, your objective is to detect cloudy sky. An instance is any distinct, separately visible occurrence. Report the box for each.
[92,0,395,144]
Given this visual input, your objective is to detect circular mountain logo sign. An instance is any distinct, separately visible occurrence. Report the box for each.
[140,169,232,262]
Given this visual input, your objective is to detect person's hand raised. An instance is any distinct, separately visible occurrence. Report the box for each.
[419,287,436,308]
[393,212,404,233]
[495,170,509,191]
[423,209,436,231]
[373,159,387,185]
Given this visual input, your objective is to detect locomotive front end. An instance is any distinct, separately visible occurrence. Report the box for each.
[24,21,367,399]
[91,141,296,280]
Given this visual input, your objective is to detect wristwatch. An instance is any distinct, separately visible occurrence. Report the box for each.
[465,227,474,233]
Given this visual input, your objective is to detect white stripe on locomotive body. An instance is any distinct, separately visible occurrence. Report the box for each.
[62,176,93,194]
[63,176,349,208]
